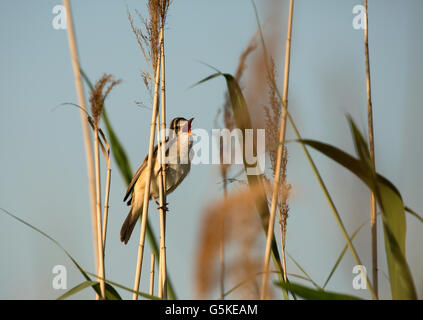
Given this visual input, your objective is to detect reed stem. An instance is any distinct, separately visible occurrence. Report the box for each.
[102,157,111,256]
[253,0,377,299]
[280,224,287,282]
[157,21,168,299]
[220,179,227,300]
[62,0,100,299]
[149,253,155,296]
[93,129,106,299]
[132,27,163,300]
[286,112,377,299]
[156,113,167,299]
[218,137,229,300]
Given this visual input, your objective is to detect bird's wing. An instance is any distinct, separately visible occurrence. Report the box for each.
[123,156,147,203]
[123,137,170,204]
[123,144,158,202]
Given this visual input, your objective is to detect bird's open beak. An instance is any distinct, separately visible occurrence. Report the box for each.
[188,118,194,134]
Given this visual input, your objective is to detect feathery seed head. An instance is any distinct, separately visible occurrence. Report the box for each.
[89,73,121,127]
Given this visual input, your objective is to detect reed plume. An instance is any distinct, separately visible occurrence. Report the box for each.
[90,74,122,128]
[196,186,270,299]
[89,73,121,299]
[264,60,291,282]
[127,0,168,94]
[218,31,258,134]
[89,73,121,256]
[260,0,294,299]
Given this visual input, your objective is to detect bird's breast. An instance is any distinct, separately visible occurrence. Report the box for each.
[165,163,191,195]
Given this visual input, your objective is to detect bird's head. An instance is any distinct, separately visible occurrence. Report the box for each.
[169,117,194,136]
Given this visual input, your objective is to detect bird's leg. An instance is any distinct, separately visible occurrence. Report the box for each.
[152,196,160,206]
[152,195,169,212]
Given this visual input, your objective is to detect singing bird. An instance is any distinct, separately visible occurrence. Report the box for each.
[120,117,194,244]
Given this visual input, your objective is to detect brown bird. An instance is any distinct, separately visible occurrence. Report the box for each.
[120,117,194,244]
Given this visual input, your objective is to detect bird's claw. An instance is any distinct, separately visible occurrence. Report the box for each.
[157,202,169,212]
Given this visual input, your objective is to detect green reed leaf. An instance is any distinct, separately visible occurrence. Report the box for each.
[57,281,99,300]
[298,117,417,299]
[323,220,367,289]
[0,208,121,300]
[276,281,362,300]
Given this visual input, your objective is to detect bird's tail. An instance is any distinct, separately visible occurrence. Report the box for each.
[120,206,141,245]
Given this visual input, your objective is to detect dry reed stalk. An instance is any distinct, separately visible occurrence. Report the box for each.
[128,0,165,300]
[260,0,294,300]
[90,74,121,266]
[219,145,228,300]
[132,26,163,301]
[157,3,169,297]
[144,0,170,299]
[62,0,100,299]
[149,253,155,295]
[93,128,106,298]
[90,73,121,299]
[219,209,225,300]
[363,0,378,298]
[158,249,162,297]
[280,231,287,282]
[155,111,167,299]
[253,4,377,298]
[101,138,111,255]
[157,139,167,300]
[102,169,111,254]
[155,117,164,298]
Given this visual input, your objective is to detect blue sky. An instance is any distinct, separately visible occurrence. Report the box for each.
[1,0,422,299]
